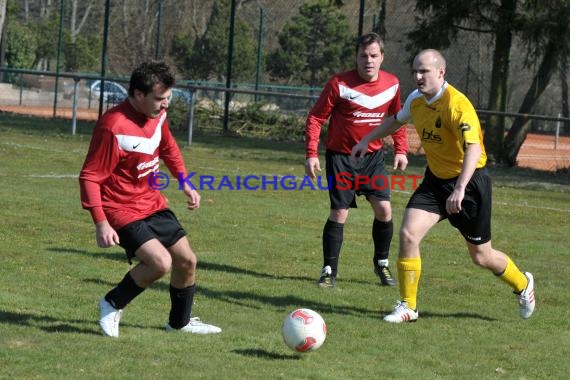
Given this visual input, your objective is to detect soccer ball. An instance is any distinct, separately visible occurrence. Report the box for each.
[281,308,327,353]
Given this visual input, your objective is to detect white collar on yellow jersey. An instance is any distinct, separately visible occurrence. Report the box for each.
[425,81,448,105]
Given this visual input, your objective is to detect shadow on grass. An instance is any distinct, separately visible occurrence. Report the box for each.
[82,277,379,319]
[377,308,498,322]
[199,261,315,282]
[46,247,126,262]
[0,309,157,336]
[231,348,301,360]
[201,286,378,317]
[0,309,97,336]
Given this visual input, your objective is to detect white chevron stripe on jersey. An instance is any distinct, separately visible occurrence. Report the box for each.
[115,112,166,154]
[339,84,399,109]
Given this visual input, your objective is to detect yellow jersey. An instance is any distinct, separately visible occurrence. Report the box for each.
[396,82,487,179]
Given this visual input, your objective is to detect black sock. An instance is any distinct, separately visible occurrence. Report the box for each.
[168,284,195,329]
[322,219,344,277]
[372,219,393,266]
[105,272,145,310]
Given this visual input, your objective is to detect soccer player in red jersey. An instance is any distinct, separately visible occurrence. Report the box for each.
[305,33,409,288]
[79,61,221,337]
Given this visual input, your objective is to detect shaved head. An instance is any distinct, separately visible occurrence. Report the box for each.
[415,49,446,71]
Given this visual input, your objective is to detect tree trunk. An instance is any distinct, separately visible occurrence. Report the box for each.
[560,43,569,134]
[0,0,6,42]
[502,39,561,165]
[483,0,516,165]
[0,0,6,74]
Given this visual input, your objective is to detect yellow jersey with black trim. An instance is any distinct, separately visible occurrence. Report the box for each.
[396,82,487,179]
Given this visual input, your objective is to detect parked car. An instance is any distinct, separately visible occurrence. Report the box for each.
[90,80,128,103]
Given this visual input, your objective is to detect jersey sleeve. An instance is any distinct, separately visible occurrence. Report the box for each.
[452,98,482,145]
[387,85,408,155]
[79,126,120,223]
[395,90,416,125]
[159,118,188,182]
[305,78,338,158]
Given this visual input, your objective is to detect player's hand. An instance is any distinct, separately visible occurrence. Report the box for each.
[182,184,201,210]
[393,153,408,171]
[446,187,465,214]
[305,157,321,180]
[350,142,368,165]
[95,220,120,248]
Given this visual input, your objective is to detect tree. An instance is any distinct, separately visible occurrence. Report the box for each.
[0,0,7,69]
[372,0,387,39]
[184,0,257,82]
[406,0,570,166]
[266,0,353,87]
[68,0,95,43]
[63,32,100,72]
[171,33,194,78]
[5,19,37,69]
[502,1,570,165]
[0,0,6,45]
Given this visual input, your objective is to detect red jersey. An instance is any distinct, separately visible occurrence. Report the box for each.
[305,69,407,157]
[79,100,187,229]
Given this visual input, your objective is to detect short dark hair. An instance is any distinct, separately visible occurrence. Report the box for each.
[128,61,175,97]
[356,32,384,53]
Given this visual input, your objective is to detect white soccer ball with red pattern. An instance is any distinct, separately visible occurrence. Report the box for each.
[282,308,327,353]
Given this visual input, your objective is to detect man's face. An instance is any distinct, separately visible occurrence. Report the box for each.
[132,83,171,118]
[412,53,445,98]
[356,42,384,82]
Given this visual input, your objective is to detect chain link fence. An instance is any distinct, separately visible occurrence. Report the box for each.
[1,1,569,170]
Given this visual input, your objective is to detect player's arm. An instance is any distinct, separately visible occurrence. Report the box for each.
[387,84,409,170]
[446,142,481,214]
[305,113,325,180]
[350,116,404,162]
[79,127,120,247]
[446,99,485,213]
[390,124,409,171]
[305,80,336,179]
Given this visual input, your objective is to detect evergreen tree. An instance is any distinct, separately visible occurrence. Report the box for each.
[267,1,353,87]
[183,0,257,82]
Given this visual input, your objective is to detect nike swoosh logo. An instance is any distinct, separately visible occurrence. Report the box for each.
[339,84,399,108]
[132,142,141,150]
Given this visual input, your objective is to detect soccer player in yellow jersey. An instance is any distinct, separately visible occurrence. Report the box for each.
[351,49,535,322]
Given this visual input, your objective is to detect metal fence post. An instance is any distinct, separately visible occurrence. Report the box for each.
[71,77,80,135]
[187,90,196,146]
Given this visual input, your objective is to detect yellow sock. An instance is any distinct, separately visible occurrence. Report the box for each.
[498,256,528,293]
[397,257,422,310]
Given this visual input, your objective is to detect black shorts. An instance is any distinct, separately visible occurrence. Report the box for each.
[406,167,492,245]
[325,149,390,210]
[117,209,187,262]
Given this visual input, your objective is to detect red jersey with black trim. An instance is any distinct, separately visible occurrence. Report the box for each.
[79,100,187,229]
[305,69,407,157]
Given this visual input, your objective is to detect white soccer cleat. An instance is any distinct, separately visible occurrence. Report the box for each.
[166,317,222,334]
[99,297,122,337]
[383,301,419,323]
[517,272,535,319]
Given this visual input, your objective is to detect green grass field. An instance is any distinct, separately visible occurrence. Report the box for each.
[0,114,569,379]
